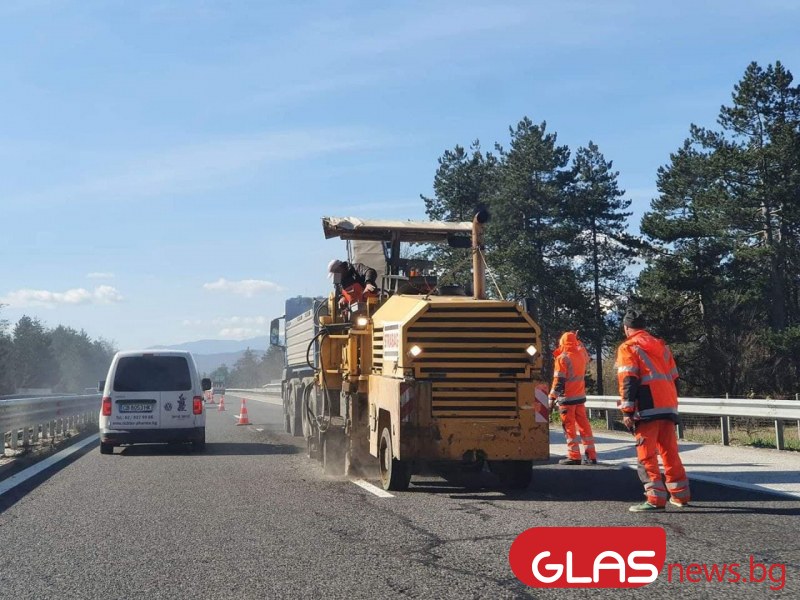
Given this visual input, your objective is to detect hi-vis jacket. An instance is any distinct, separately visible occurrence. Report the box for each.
[549,332,589,405]
[616,329,679,422]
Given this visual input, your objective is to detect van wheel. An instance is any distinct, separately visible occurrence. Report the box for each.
[100,442,113,455]
[192,439,206,452]
[488,460,532,490]
[378,426,411,491]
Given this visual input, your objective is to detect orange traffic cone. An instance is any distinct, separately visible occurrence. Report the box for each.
[218,395,226,412]
[236,397,251,425]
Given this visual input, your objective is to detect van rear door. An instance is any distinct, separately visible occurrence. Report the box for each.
[109,355,194,429]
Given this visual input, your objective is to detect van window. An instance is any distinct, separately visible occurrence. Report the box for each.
[113,356,192,392]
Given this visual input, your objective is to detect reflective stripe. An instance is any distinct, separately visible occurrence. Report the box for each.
[563,355,574,379]
[668,368,678,378]
[666,480,689,490]
[566,376,584,383]
[618,366,639,374]
[633,346,661,377]
[644,481,667,491]
[671,489,691,500]
[638,407,679,418]
[554,370,567,378]
[641,373,674,383]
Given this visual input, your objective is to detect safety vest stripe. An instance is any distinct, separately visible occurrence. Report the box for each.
[633,346,663,378]
[554,370,567,378]
[562,355,574,379]
[640,373,674,383]
[566,376,584,383]
[637,407,679,418]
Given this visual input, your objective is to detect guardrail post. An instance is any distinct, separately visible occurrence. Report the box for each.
[605,409,613,430]
[775,420,785,451]
[720,416,730,446]
[676,421,684,440]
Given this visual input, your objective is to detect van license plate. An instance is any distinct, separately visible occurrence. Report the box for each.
[119,403,154,413]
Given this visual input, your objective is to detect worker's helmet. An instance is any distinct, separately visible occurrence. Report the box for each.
[327,259,344,280]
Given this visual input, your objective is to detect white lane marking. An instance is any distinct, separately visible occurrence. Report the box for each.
[0,433,99,497]
[351,478,394,498]
[256,428,264,432]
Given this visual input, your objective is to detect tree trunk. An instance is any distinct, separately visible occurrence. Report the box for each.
[591,225,604,394]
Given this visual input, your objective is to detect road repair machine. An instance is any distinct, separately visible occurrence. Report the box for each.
[270,211,550,490]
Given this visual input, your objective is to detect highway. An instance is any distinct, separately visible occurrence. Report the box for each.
[1,395,799,599]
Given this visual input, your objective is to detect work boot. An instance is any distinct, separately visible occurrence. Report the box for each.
[582,457,597,465]
[558,458,582,465]
[629,502,665,513]
[669,498,689,508]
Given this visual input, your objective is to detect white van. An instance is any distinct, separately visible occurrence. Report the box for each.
[98,350,211,454]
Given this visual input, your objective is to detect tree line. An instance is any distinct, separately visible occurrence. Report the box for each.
[421,61,800,398]
[0,313,116,395]
[207,346,284,389]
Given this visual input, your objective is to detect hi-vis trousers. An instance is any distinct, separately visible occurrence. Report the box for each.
[634,419,691,507]
[558,404,597,461]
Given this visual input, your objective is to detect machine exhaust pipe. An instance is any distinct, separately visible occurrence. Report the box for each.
[472,209,490,300]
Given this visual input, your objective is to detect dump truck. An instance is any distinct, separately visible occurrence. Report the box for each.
[270,211,550,490]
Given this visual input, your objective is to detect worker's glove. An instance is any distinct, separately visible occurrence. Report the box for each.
[548,395,557,411]
[622,415,635,433]
[338,296,348,308]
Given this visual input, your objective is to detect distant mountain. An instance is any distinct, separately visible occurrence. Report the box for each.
[192,351,251,375]
[150,337,268,355]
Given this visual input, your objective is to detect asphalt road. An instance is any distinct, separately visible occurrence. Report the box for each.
[1,396,798,599]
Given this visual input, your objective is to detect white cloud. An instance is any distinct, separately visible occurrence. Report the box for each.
[212,316,269,327]
[1,285,124,308]
[202,278,283,298]
[218,327,263,339]
[87,272,115,279]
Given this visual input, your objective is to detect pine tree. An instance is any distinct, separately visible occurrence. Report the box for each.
[568,142,639,393]
[490,118,590,358]
[421,141,498,286]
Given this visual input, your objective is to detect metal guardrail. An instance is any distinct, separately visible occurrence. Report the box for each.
[586,395,800,450]
[227,384,282,396]
[1,394,100,451]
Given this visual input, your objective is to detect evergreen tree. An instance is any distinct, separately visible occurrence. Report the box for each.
[490,118,590,360]
[421,141,498,286]
[568,142,639,393]
[11,316,59,390]
[638,61,800,395]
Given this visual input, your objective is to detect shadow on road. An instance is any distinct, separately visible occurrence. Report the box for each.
[118,441,300,457]
[404,464,800,514]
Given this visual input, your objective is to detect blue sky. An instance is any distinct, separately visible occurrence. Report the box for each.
[2,0,798,349]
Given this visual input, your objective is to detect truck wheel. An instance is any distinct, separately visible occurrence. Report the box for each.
[378,426,411,491]
[282,386,292,433]
[323,432,346,476]
[488,460,532,490]
[99,442,113,455]
[289,386,303,437]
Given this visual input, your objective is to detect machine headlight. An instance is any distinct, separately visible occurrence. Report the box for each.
[525,344,538,357]
[355,316,370,328]
[408,345,423,358]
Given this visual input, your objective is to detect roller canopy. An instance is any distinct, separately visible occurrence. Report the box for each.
[322,216,472,242]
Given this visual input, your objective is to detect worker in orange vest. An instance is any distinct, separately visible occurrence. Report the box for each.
[549,331,597,465]
[616,309,691,512]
